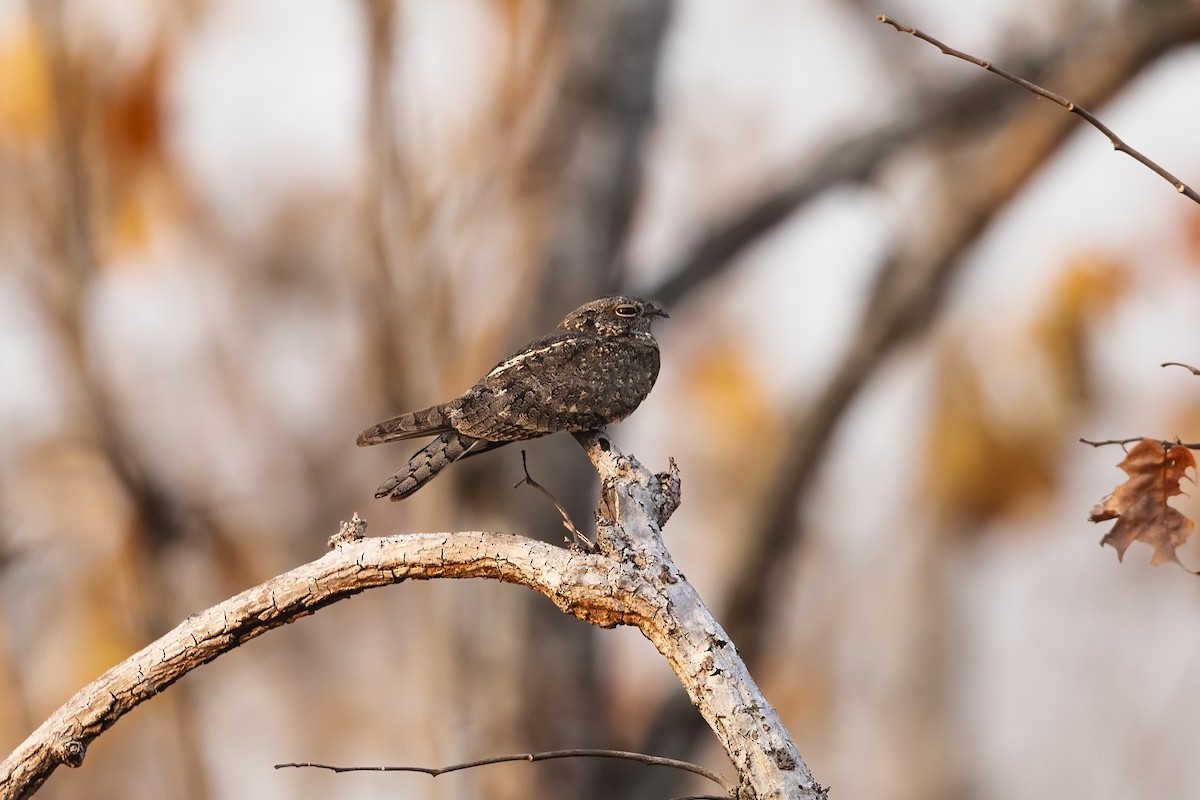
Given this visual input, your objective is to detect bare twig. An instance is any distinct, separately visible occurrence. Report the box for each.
[1162,361,1200,376]
[276,748,735,795]
[1081,437,1200,450]
[515,451,593,549]
[877,14,1200,205]
[1080,437,1147,449]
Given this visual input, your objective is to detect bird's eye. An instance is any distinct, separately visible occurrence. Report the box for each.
[614,304,638,318]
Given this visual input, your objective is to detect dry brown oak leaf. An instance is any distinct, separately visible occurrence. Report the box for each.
[1089,438,1197,569]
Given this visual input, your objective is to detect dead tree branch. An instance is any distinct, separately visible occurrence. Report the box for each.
[877,14,1200,205]
[574,432,822,800]
[0,439,821,800]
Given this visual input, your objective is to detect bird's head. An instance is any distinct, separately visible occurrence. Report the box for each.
[560,295,669,338]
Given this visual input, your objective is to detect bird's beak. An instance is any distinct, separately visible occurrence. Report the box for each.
[649,303,669,319]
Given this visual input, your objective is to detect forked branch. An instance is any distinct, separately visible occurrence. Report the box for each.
[0,438,821,800]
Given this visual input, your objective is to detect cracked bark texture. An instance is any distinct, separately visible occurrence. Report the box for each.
[0,438,819,800]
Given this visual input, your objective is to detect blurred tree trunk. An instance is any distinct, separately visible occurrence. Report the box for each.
[442,3,672,800]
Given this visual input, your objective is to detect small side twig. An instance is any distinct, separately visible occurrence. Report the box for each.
[276,748,735,796]
[1080,437,1146,450]
[326,513,367,548]
[1081,437,1200,450]
[1082,365,1200,450]
[1162,361,1200,376]
[877,15,1200,205]
[514,450,593,549]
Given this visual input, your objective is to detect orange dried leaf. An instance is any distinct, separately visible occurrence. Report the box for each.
[1088,438,1196,568]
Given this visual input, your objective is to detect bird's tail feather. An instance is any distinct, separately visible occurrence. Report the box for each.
[357,404,452,446]
[375,432,477,500]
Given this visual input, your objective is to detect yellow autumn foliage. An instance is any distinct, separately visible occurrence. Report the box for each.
[923,258,1128,527]
[0,16,53,144]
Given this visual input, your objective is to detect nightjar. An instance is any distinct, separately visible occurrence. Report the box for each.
[357,295,667,500]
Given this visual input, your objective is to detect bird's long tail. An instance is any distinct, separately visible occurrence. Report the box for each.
[356,404,452,446]
[374,431,477,500]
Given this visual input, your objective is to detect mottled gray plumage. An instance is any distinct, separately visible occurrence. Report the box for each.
[358,295,668,501]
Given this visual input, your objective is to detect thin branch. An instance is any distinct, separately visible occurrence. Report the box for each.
[1080,437,1147,449]
[515,451,592,549]
[276,748,735,795]
[877,14,1200,205]
[1162,361,1200,376]
[1081,437,1200,450]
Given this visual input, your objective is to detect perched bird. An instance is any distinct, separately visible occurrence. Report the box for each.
[358,295,668,501]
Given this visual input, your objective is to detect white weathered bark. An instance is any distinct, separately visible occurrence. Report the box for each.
[574,432,819,799]
[0,436,821,800]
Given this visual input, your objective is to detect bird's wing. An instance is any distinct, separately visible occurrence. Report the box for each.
[356,403,454,446]
[450,335,658,440]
